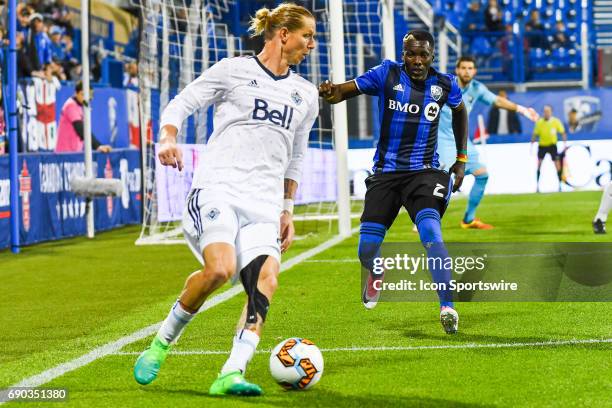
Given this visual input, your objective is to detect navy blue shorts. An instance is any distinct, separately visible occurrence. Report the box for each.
[360,169,452,229]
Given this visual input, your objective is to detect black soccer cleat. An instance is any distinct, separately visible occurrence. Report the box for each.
[593,219,606,234]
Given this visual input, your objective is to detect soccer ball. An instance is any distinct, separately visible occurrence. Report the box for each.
[269,338,324,390]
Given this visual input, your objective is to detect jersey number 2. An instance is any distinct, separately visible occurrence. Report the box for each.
[433,183,445,198]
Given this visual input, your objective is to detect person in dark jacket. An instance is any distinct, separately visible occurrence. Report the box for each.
[487,90,522,134]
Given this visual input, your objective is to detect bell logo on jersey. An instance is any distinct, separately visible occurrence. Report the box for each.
[252,99,294,129]
[388,99,420,114]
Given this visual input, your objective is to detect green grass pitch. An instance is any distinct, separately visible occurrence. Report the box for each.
[1,191,611,407]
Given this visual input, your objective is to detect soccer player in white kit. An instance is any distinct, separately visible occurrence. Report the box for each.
[133,3,319,396]
[593,182,612,234]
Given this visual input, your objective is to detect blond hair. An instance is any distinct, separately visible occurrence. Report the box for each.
[248,3,314,40]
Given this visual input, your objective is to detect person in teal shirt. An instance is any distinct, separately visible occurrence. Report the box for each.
[437,56,539,229]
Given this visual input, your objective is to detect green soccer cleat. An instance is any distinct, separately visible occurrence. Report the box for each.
[133,336,170,385]
[209,371,263,396]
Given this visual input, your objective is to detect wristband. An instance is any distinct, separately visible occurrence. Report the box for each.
[517,105,534,119]
[283,199,294,214]
[456,153,468,163]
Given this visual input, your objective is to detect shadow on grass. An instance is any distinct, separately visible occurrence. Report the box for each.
[151,387,496,408]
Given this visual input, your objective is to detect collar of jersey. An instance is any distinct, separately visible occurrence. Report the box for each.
[460,80,474,92]
[251,56,291,81]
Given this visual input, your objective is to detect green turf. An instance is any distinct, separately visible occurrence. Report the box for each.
[1,191,611,407]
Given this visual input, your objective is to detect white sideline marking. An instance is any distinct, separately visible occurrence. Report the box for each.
[1,228,358,398]
[109,338,612,356]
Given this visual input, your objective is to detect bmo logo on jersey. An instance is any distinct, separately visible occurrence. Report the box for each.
[252,98,294,129]
[388,99,420,114]
[388,100,440,121]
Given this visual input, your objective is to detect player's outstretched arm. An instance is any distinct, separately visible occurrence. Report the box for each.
[157,125,184,171]
[318,80,361,104]
[495,96,539,122]
[450,101,468,192]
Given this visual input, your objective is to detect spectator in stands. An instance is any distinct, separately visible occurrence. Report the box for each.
[551,22,571,50]
[567,108,581,133]
[17,32,43,78]
[462,1,485,32]
[17,3,32,37]
[123,61,138,88]
[49,25,65,57]
[48,25,76,80]
[26,13,53,71]
[60,33,81,80]
[56,81,112,153]
[486,90,522,135]
[525,10,548,49]
[484,0,503,32]
[28,0,49,13]
[44,0,74,36]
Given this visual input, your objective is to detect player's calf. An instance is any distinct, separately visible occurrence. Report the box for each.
[214,255,276,396]
[415,208,453,318]
[358,222,387,309]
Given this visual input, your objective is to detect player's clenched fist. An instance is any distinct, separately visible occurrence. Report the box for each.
[157,125,183,171]
[318,80,340,103]
[158,140,183,171]
[449,162,465,192]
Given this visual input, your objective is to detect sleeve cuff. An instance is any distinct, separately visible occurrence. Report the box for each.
[159,118,182,132]
[283,169,301,183]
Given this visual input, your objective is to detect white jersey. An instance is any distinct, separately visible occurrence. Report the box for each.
[160,56,319,217]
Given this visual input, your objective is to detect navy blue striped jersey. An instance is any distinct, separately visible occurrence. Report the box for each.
[355,60,462,172]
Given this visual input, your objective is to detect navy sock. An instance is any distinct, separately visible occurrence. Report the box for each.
[415,209,453,308]
[358,222,386,273]
[464,173,488,223]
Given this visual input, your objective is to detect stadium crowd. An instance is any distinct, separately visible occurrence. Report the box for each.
[0,0,593,155]
[0,0,142,154]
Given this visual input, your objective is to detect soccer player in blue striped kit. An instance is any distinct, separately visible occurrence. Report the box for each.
[319,31,468,333]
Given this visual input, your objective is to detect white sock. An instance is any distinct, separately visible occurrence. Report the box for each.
[157,301,195,345]
[221,329,260,375]
[595,182,612,222]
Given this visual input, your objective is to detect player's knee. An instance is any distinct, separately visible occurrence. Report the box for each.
[259,273,278,295]
[475,171,489,181]
[204,262,234,284]
[258,266,279,295]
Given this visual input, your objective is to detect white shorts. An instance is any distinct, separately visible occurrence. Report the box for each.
[182,189,281,271]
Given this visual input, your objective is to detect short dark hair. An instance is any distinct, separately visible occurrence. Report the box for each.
[403,30,435,49]
[75,81,93,94]
[456,55,477,68]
